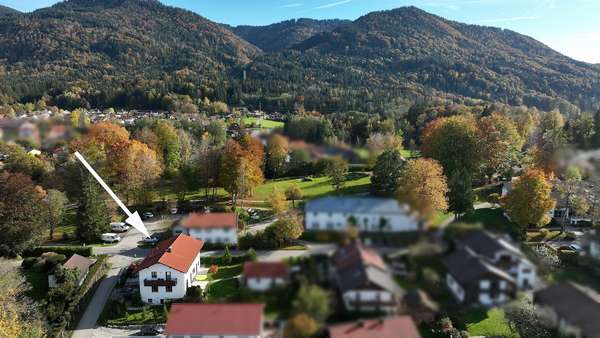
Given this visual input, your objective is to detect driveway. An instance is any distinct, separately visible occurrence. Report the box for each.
[72,217,175,338]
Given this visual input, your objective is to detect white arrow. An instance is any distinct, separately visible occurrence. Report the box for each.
[74,151,151,238]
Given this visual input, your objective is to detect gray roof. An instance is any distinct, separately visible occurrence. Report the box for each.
[535,283,600,338]
[306,197,410,214]
[459,230,524,260]
[443,248,515,286]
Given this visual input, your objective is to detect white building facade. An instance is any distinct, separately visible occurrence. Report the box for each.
[174,213,238,245]
[138,256,201,304]
[305,197,418,232]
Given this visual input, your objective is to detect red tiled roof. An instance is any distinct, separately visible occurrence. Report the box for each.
[329,316,421,338]
[165,303,264,336]
[180,212,238,229]
[134,234,203,273]
[243,262,288,279]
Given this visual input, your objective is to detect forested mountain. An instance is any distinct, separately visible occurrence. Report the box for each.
[232,18,350,52]
[0,2,599,114]
[245,6,600,113]
[0,0,260,107]
[0,5,19,16]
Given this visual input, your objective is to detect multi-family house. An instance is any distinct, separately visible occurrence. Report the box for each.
[165,303,265,338]
[535,282,600,338]
[135,234,203,304]
[305,197,418,232]
[332,241,405,313]
[242,261,289,292]
[173,212,238,245]
[443,230,536,306]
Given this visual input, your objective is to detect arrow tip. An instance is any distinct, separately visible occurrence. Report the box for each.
[126,211,151,238]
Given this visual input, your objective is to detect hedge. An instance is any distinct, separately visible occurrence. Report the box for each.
[23,246,93,258]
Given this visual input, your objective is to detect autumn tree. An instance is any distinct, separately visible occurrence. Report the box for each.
[269,187,288,215]
[396,158,449,229]
[45,189,68,240]
[285,184,303,208]
[0,172,48,256]
[265,134,289,178]
[292,283,331,322]
[501,169,555,236]
[154,120,181,175]
[324,156,348,194]
[123,140,162,204]
[0,141,51,182]
[366,132,403,166]
[274,215,303,242]
[371,149,405,197]
[448,170,474,217]
[478,113,524,181]
[0,264,45,337]
[283,314,318,338]
[219,139,264,206]
[569,112,595,149]
[557,166,583,232]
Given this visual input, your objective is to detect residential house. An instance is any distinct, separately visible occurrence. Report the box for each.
[164,303,265,338]
[456,230,537,289]
[332,241,405,313]
[135,234,203,304]
[18,121,40,144]
[443,230,536,306]
[242,261,289,292]
[48,254,95,288]
[173,212,238,245]
[534,282,600,338]
[305,197,418,232]
[328,316,421,338]
[443,247,516,306]
[403,289,440,324]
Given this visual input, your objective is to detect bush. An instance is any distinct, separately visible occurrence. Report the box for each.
[46,254,67,267]
[564,232,577,241]
[21,257,37,269]
[558,250,579,266]
[209,265,219,274]
[185,286,203,301]
[23,246,93,258]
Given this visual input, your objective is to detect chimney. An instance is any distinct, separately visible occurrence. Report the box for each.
[167,246,172,253]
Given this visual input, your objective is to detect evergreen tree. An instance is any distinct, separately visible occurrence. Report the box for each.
[447,170,474,217]
[76,172,111,242]
[371,149,404,197]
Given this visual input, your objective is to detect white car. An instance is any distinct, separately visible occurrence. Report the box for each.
[101,233,121,243]
[170,208,178,214]
[111,222,130,232]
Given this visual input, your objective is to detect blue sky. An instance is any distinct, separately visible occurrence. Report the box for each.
[2,0,599,63]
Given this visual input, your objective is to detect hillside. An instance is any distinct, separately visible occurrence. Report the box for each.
[0,5,19,16]
[246,7,600,112]
[232,18,350,52]
[0,0,260,105]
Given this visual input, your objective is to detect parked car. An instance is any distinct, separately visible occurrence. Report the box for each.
[143,235,160,245]
[111,222,130,232]
[559,244,584,252]
[140,324,164,336]
[142,212,154,220]
[169,208,178,214]
[101,233,121,243]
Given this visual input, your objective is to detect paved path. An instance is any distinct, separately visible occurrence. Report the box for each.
[72,218,175,338]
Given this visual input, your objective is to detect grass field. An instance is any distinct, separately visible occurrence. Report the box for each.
[460,308,519,338]
[104,306,167,326]
[208,264,243,281]
[242,117,285,129]
[455,208,518,237]
[252,173,371,201]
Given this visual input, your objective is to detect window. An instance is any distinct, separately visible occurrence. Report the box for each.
[151,271,157,279]
[166,286,172,293]
[480,280,490,290]
[160,299,164,304]
[165,272,172,280]
[148,299,153,303]
[152,286,158,293]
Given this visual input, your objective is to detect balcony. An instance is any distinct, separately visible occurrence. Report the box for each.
[144,278,177,287]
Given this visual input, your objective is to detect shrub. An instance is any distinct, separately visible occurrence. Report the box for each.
[185,286,203,301]
[564,232,577,241]
[21,257,37,269]
[558,250,579,266]
[209,265,219,274]
[23,246,93,258]
[46,254,67,267]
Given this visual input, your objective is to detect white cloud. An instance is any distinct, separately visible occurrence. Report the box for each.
[281,3,304,8]
[315,0,352,10]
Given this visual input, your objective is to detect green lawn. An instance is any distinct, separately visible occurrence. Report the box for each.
[209,264,243,281]
[242,117,285,129]
[253,173,371,201]
[456,208,519,237]
[460,308,519,338]
[104,306,167,326]
[205,278,240,300]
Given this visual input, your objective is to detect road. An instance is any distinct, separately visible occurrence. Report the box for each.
[72,217,175,338]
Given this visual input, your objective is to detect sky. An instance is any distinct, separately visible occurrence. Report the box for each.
[1,0,599,63]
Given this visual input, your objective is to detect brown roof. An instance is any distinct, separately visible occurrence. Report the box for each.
[165,303,264,336]
[63,254,94,274]
[243,262,288,279]
[180,212,238,229]
[334,241,387,271]
[329,316,421,338]
[535,282,600,338]
[135,234,203,273]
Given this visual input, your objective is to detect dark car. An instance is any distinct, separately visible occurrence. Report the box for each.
[140,324,164,336]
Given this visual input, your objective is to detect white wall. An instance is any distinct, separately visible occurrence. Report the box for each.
[173,227,238,245]
[305,211,417,232]
[139,253,201,304]
[446,274,465,302]
[342,290,395,313]
[246,277,286,292]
